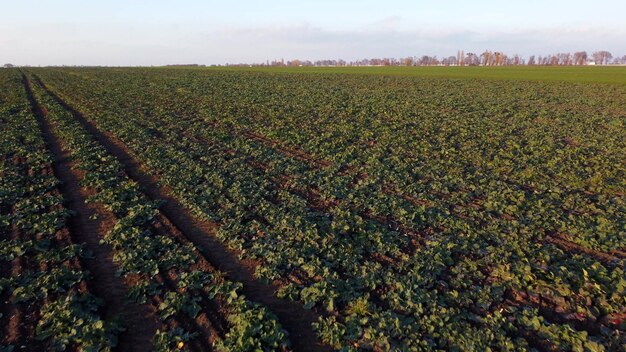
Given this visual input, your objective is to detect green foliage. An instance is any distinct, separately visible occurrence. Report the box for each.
[217,302,291,351]
[154,328,197,352]
[213,65,626,84]
[36,293,123,352]
[0,69,120,352]
[24,70,292,351]
[21,66,626,350]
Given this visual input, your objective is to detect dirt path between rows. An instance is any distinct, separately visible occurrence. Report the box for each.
[22,73,159,352]
[32,74,331,352]
[545,234,624,267]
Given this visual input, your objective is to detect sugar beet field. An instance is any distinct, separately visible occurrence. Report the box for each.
[1,67,625,351]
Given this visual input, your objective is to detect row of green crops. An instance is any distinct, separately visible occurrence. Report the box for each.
[29,67,625,350]
[25,72,291,352]
[0,69,121,351]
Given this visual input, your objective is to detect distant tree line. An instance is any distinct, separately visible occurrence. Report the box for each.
[222,50,626,67]
[164,64,207,67]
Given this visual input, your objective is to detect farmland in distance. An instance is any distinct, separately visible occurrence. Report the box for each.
[1,66,625,351]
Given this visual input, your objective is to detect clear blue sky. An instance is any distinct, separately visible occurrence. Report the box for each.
[2,0,625,65]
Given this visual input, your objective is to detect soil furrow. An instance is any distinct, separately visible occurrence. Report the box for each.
[544,234,623,266]
[33,74,330,352]
[243,130,624,268]
[243,131,332,168]
[503,289,619,335]
[22,73,159,352]
[180,128,428,261]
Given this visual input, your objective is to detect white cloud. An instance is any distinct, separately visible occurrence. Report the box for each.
[198,24,626,64]
[1,22,625,65]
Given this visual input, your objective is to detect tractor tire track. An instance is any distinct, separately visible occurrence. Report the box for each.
[22,73,159,352]
[32,74,330,352]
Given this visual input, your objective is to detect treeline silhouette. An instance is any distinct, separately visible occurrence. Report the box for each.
[224,50,625,67]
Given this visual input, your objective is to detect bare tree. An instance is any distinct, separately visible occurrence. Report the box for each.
[442,56,457,66]
[402,57,414,66]
[592,51,613,65]
[536,56,544,65]
[558,53,572,65]
[592,51,602,65]
[493,52,501,66]
[248,50,623,68]
[481,50,492,66]
[464,52,480,66]
[549,54,560,66]
[573,51,587,65]
[457,50,465,66]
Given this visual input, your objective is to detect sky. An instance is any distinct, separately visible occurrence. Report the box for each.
[1,0,626,66]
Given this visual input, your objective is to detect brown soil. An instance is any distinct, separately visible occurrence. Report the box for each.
[152,216,224,346]
[156,272,215,352]
[243,131,333,168]
[2,163,37,349]
[545,233,623,267]
[22,74,159,351]
[509,327,559,352]
[505,289,605,335]
[4,248,25,347]
[5,306,22,346]
[33,74,331,352]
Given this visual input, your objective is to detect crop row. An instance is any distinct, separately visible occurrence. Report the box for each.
[0,70,121,351]
[25,72,292,351]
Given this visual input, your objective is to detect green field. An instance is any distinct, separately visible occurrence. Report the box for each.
[2,66,625,351]
[209,65,626,84]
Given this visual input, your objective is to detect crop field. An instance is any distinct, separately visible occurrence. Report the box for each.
[1,67,625,351]
[217,66,626,84]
